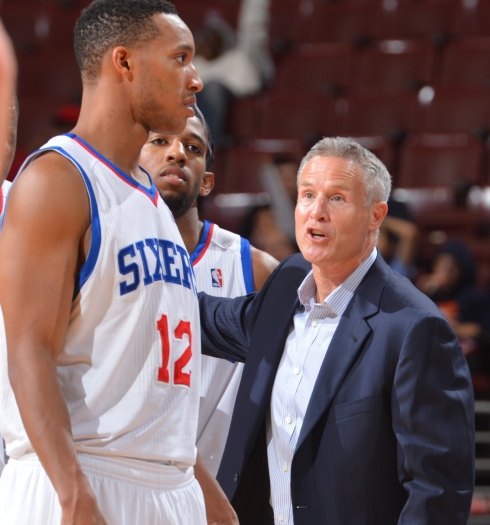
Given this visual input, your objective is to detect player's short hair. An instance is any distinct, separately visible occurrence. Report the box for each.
[298,136,392,206]
[192,105,215,170]
[74,0,179,84]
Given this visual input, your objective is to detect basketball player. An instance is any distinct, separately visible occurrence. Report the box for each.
[0,19,16,176]
[139,106,278,522]
[0,19,16,478]
[0,94,18,227]
[0,1,206,523]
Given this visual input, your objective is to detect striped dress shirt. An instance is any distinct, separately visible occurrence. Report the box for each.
[266,248,377,524]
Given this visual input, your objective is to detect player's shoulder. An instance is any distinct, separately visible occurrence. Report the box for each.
[5,145,90,234]
[208,222,241,247]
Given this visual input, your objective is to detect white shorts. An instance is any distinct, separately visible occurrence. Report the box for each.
[0,452,206,525]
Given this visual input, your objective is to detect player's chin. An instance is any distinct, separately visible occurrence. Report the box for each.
[152,112,188,136]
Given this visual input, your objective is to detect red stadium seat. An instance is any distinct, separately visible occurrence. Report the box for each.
[339,90,421,137]
[439,38,490,89]
[396,133,485,188]
[227,95,266,141]
[377,0,460,42]
[2,5,79,53]
[173,0,240,34]
[269,0,308,50]
[219,138,303,194]
[420,87,490,136]
[17,52,82,102]
[274,43,358,96]
[459,0,490,38]
[358,39,436,92]
[16,96,63,152]
[301,4,382,45]
[259,90,337,144]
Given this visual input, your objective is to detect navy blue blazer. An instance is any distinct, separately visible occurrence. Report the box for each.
[199,253,475,525]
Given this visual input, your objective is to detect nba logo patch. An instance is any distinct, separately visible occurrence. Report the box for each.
[211,268,223,288]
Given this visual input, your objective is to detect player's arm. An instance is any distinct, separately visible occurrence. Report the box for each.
[0,19,16,186]
[250,245,279,291]
[0,153,107,524]
[195,452,239,525]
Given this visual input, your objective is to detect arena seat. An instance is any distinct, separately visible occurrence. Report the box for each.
[259,90,336,144]
[2,5,78,54]
[377,0,460,42]
[218,138,303,194]
[274,43,358,96]
[439,38,490,89]
[396,132,485,188]
[17,51,82,101]
[358,39,436,92]
[420,86,490,136]
[339,90,420,137]
[301,3,382,45]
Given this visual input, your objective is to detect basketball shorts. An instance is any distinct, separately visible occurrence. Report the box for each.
[0,452,206,524]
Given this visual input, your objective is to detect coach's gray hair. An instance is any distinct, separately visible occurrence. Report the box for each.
[297,137,392,206]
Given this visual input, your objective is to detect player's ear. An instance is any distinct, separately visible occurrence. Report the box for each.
[200,172,214,197]
[112,46,133,79]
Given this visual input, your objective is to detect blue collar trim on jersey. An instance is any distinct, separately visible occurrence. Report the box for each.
[191,220,213,265]
[65,133,159,205]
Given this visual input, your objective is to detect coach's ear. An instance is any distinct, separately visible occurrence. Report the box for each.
[200,172,214,197]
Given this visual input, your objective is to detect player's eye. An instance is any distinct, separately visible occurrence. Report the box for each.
[150,138,167,146]
[187,144,203,154]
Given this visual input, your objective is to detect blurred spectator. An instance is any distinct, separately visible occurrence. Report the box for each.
[259,154,299,246]
[378,196,419,280]
[416,239,490,397]
[194,0,273,147]
[240,204,298,262]
[272,154,298,203]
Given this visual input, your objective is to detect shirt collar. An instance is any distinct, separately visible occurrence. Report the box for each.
[298,248,377,316]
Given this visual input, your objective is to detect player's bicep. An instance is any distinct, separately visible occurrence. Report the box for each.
[250,246,279,291]
[0,153,90,360]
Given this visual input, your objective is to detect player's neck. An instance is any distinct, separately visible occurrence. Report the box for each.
[175,207,203,256]
[72,88,149,176]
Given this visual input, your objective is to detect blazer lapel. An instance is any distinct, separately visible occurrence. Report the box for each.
[295,257,389,451]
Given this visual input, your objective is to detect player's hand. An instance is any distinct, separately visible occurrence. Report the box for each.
[59,474,108,525]
[201,474,239,525]
[61,497,108,525]
[207,497,240,525]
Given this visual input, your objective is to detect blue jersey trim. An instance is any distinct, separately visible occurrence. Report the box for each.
[191,220,213,264]
[44,145,102,298]
[64,133,158,202]
[240,237,254,293]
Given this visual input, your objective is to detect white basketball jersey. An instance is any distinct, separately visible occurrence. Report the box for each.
[0,134,201,466]
[192,221,253,476]
[0,180,12,226]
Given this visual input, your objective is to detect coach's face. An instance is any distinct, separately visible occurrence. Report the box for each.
[295,155,385,280]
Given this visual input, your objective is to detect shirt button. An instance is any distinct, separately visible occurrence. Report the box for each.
[293,367,300,375]
[312,320,318,327]
[282,463,288,472]
[285,416,292,424]
[279,515,285,522]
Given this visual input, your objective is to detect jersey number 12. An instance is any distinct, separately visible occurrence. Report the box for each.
[157,314,192,387]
